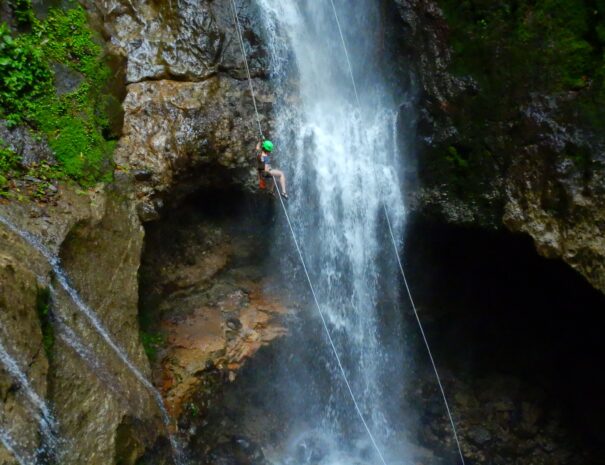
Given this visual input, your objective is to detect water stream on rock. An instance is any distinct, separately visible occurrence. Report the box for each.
[0,215,186,465]
[52,301,128,402]
[251,1,411,463]
[0,427,33,465]
[0,340,58,456]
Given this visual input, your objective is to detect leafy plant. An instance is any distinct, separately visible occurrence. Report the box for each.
[439,0,605,125]
[8,0,35,27]
[0,23,52,126]
[0,3,116,188]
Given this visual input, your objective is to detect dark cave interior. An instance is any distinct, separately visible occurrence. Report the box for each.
[404,217,605,455]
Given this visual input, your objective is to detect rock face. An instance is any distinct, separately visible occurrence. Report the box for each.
[86,0,273,220]
[391,0,605,294]
[86,0,267,83]
[411,373,589,465]
[0,179,164,465]
[115,77,272,221]
[1,0,282,463]
[0,121,56,168]
[138,191,287,444]
[0,243,48,465]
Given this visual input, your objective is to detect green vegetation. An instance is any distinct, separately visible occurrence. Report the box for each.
[36,287,55,358]
[439,0,605,125]
[0,138,66,199]
[140,331,164,362]
[420,0,605,215]
[0,1,115,187]
[7,0,35,28]
[187,402,200,417]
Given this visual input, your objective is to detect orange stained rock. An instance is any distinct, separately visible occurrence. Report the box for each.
[158,279,288,417]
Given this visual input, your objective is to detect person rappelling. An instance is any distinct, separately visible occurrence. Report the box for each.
[256,139,288,199]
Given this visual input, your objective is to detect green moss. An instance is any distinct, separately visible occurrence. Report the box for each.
[446,145,469,169]
[0,142,20,197]
[439,0,605,125]
[0,137,68,199]
[140,331,164,362]
[0,142,21,172]
[36,287,55,358]
[0,23,52,124]
[0,3,115,187]
[8,0,35,28]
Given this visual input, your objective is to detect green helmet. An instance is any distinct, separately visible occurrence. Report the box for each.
[262,140,274,152]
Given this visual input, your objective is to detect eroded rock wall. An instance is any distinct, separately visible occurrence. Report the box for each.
[1,0,279,463]
[86,0,273,221]
[138,190,287,456]
[391,0,605,295]
[0,245,47,465]
[0,179,161,465]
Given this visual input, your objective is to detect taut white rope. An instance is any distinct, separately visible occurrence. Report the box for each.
[230,1,390,463]
[326,0,467,463]
[230,0,265,139]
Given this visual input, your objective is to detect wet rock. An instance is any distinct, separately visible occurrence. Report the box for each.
[136,201,160,222]
[226,317,242,331]
[88,0,268,83]
[392,0,605,295]
[0,250,48,461]
[467,426,491,445]
[411,373,587,465]
[52,63,84,96]
[205,435,269,465]
[115,78,272,219]
[0,121,56,168]
[0,2,13,28]
[133,169,153,181]
[0,182,162,465]
[31,0,71,19]
[139,199,287,420]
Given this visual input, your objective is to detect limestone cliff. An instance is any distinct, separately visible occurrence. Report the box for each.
[391,0,605,294]
[86,0,273,221]
[0,180,160,465]
[0,0,280,463]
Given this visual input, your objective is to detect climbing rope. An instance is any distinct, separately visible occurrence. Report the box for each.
[327,0,467,464]
[230,0,264,139]
[230,1,389,464]
[272,176,389,465]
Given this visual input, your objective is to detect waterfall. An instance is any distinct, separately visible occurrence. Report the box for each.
[0,214,187,465]
[0,340,58,456]
[251,0,411,463]
[52,302,129,403]
[0,427,34,465]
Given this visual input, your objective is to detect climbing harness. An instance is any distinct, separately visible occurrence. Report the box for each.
[327,0,467,464]
[256,152,273,191]
[231,0,465,464]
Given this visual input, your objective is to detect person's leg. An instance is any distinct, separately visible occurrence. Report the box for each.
[269,169,287,195]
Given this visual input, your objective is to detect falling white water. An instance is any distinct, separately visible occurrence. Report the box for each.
[0,427,34,465]
[0,340,58,453]
[52,302,128,402]
[251,0,411,463]
[0,214,187,465]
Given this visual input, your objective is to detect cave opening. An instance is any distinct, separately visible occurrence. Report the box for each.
[202,215,605,465]
[136,184,605,464]
[403,216,605,462]
[136,185,291,464]
[138,186,278,334]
